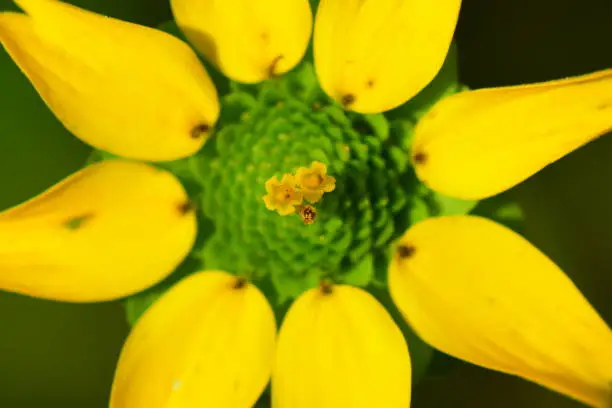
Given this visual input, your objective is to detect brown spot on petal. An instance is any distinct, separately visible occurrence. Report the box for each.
[268,55,284,78]
[396,244,415,259]
[366,79,375,88]
[64,213,94,230]
[320,281,333,295]
[233,277,247,289]
[341,94,356,107]
[596,100,611,111]
[191,123,210,139]
[413,151,427,165]
[178,200,195,215]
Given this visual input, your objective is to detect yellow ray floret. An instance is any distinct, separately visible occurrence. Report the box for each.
[412,69,612,200]
[314,0,461,113]
[0,0,219,161]
[171,0,312,83]
[273,284,411,408]
[263,174,304,216]
[294,161,336,203]
[111,271,276,408]
[389,215,612,408]
[0,160,197,302]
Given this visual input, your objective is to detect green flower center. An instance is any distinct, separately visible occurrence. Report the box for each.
[191,63,417,302]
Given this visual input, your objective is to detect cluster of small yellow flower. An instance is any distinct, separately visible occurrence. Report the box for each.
[262,161,336,224]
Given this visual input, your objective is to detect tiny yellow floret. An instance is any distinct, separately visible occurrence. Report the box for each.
[295,161,336,203]
[263,174,304,216]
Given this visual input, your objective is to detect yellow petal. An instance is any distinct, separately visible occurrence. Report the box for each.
[171,0,312,83]
[412,69,612,200]
[389,215,612,408]
[314,0,461,113]
[0,160,196,302]
[0,0,219,161]
[111,271,276,408]
[273,284,411,408]
[302,190,324,203]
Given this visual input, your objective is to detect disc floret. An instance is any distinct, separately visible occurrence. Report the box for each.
[263,174,304,216]
[294,161,336,203]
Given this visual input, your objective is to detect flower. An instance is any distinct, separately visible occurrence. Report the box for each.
[263,174,304,215]
[294,161,336,203]
[0,1,611,408]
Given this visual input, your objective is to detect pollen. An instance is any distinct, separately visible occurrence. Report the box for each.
[295,161,336,203]
[262,174,304,216]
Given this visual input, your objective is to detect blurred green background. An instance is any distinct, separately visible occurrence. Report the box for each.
[0,0,610,407]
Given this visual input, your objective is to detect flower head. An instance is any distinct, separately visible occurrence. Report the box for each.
[0,0,611,407]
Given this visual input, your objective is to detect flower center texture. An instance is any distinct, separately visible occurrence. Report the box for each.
[190,63,420,302]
